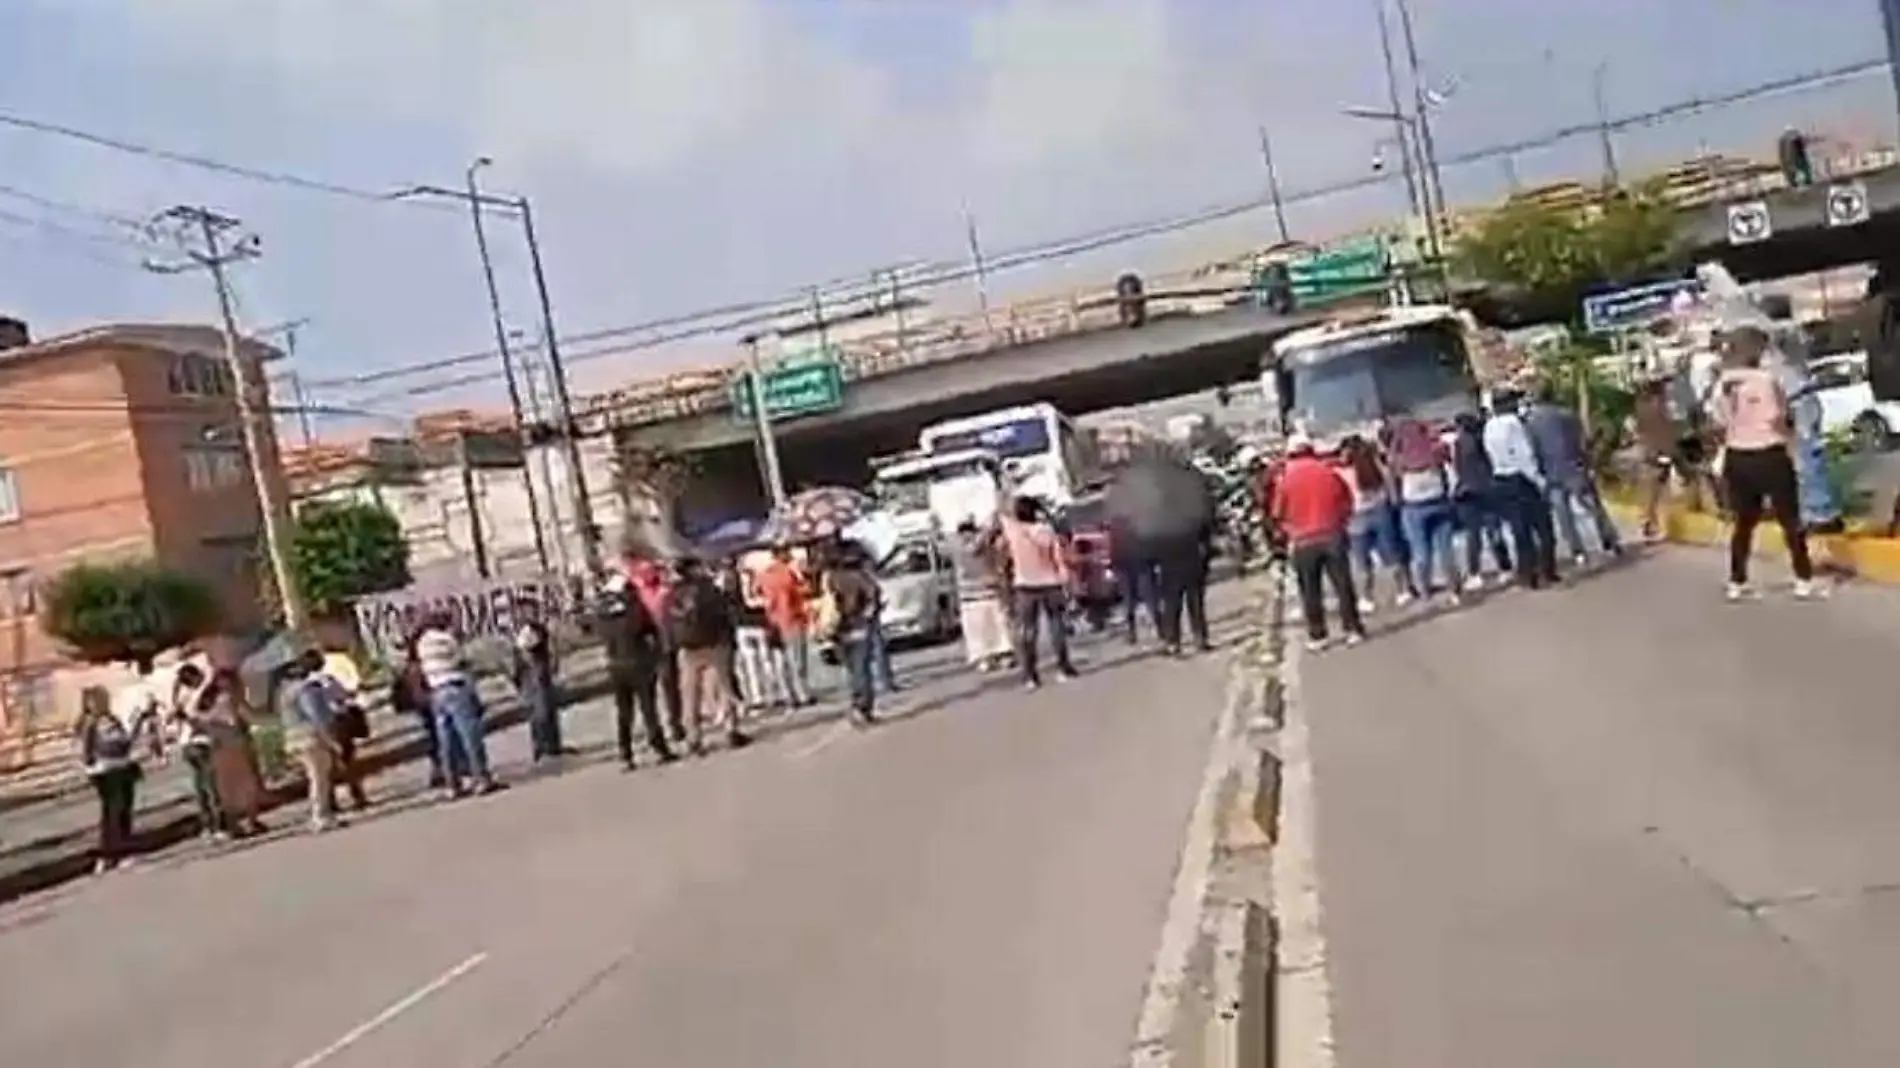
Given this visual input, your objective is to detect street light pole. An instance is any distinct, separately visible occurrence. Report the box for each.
[1592,62,1621,187]
[1256,125,1291,243]
[462,158,551,574]
[514,196,603,574]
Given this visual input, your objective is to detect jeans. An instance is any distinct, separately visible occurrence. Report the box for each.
[90,764,138,865]
[678,645,739,748]
[1399,498,1462,595]
[1346,504,1409,597]
[520,669,563,760]
[416,707,466,787]
[1289,537,1364,642]
[1013,585,1075,685]
[1452,490,1513,578]
[1547,479,1622,558]
[868,615,899,692]
[1118,558,1160,642]
[183,743,224,835]
[1156,551,1210,650]
[430,680,493,789]
[1496,475,1560,584]
[610,659,673,763]
[837,631,877,719]
[657,644,686,742]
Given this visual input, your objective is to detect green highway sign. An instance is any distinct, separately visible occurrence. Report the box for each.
[730,352,846,422]
[1286,238,1389,304]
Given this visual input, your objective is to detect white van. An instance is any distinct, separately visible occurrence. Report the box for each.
[875,532,959,643]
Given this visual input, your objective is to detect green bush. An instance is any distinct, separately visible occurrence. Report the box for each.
[41,560,221,669]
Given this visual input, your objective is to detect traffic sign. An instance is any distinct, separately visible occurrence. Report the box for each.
[1826,180,1871,227]
[1581,279,1699,336]
[730,352,845,422]
[1726,201,1772,245]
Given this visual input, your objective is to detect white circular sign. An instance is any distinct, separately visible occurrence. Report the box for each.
[1726,201,1772,245]
[1826,181,1870,227]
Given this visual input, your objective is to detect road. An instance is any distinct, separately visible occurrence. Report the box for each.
[1302,547,1900,1066]
[0,583,1251,1068]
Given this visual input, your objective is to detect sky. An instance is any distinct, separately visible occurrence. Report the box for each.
[0,0,1895,428]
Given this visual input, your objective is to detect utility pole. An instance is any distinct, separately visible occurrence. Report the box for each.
[1373,0,1425,227]
[743,336,788,509]
[1883,0,1900,137]
[1392,0,1448,236]
[1256,125,1291,243]
[389,163,552,575]
[808,286,830,354]
[456,431,492,579]
[1592,62,1620,187]
[462,159,551,575]
[257,318,314,447]
[518,349,572,578]
[143,207,310,637]
[963,208,992,331]
[515,196,602,575]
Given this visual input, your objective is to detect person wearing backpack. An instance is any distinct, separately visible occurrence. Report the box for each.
[595,570,679,771]
[664,557,750,755]
[76,685,140,874]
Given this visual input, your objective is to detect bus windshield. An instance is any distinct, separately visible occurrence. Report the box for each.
[1278,322,1476,436]
[924,416,1051,460]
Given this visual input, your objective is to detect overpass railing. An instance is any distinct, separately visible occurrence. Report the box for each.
[574,263,1249,434]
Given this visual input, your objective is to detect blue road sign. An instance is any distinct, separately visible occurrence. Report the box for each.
[1581,280,1698,336]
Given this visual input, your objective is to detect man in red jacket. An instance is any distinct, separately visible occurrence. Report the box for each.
[1271,434,1366,649]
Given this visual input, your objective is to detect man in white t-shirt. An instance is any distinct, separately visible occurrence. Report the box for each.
[111,672,165,762]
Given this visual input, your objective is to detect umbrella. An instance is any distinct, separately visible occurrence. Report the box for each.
[769,486,872,544]
[692,516,773,559]
[1104,455,1214,556]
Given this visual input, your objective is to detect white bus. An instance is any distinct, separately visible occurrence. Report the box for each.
[917,403,1097,508]
[1261,304,1495,444]
[872,448,1006,533]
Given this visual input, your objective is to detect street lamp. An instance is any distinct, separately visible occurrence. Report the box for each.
[1343,105,1441,263]
[388,160,604,575]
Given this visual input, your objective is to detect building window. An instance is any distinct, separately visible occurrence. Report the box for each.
[168,353,234,397]
[0,568,35,618]
[0,468,18,523]
[184,448,246,492]
[0,670,52,734]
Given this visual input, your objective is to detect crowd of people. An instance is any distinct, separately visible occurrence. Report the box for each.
[1264,319,1829,651]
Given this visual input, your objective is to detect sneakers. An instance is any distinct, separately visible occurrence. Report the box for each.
[1394,591,1416,608]
[1725,582,1760,602]
[1305,636,1332,653]
[1462,575,1486,594]
[1356,598,1376,616]
[1343,632,1366,648]
[1791,579,1828,600]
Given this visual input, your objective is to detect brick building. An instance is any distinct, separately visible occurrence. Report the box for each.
[0,321,282,754]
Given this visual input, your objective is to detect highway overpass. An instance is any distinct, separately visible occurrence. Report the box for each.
[609,301,1329,525]
[1676,164,1900,280]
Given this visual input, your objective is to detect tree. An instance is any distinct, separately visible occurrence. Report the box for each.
[41,560,221,671]
[1453,180,1679,313]
[290,499,412,618]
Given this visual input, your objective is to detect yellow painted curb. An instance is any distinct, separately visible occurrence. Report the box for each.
[1603,497,1900,584]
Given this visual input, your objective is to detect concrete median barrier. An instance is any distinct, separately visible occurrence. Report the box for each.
[1604,496,1900,583]
[1127,570,1285,1068]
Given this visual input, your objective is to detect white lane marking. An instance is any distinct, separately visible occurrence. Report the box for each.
[288,952,488,1068]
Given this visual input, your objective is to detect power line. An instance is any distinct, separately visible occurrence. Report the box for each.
[0,181,148,231]
[0,107,440,207]
[319,56,1894,405]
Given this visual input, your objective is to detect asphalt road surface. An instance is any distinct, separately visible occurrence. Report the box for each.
[1303,547,1900,1066]
[0,583,1251,1068]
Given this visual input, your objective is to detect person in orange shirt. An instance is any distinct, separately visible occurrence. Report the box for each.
[756,547,816,705]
